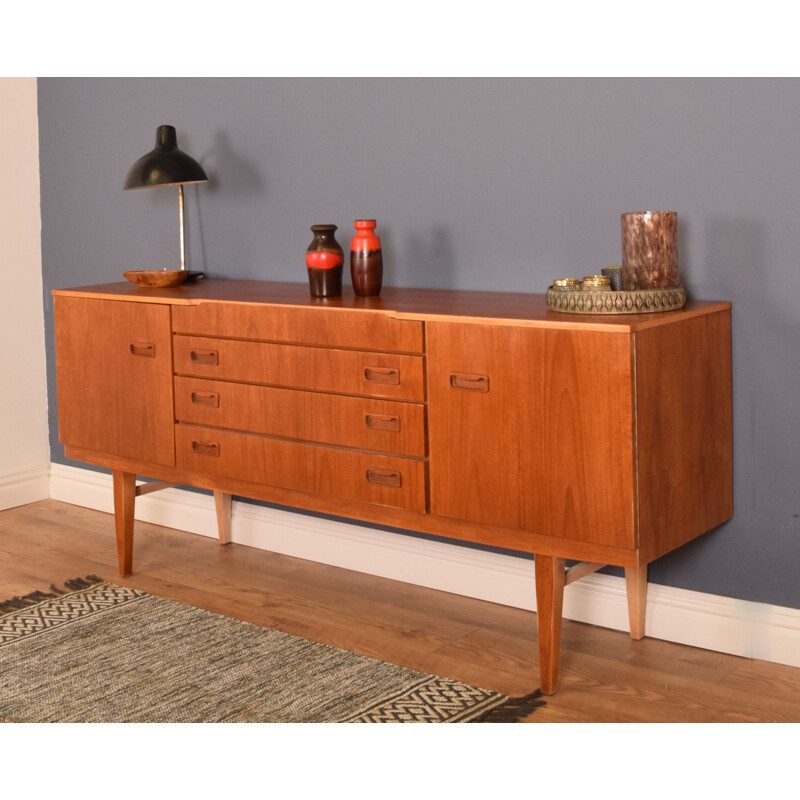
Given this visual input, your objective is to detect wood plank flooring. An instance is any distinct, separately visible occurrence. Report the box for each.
[2,499,799,723]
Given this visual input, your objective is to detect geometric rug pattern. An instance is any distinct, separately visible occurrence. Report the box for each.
[0,579,543,723]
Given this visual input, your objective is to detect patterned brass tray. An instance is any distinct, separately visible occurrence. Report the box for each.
[546,285,686,315]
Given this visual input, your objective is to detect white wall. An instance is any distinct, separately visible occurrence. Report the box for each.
[0,78,50,508]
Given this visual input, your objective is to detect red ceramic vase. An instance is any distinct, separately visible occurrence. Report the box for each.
[350,219,383,297]
[306,224,344,297]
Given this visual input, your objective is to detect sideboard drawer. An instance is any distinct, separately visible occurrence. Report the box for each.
[176,424,427,512]
[172,302,424,353]
[173,336,426,401]
[174,377,426,457]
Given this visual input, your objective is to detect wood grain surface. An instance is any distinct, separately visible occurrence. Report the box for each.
[175,425,428,513]
[172,299,425,352]
[53,296,176,467]
[173,335,426,401]
[635,309,734,561]
[174,377,426,457]
[54,279,731,333]
[426,322,636,548]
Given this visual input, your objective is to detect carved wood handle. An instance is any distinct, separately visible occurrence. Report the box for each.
[129,342,155,358]
[365,413,401,432]
[449,372,489,392]
[190,349,219,366]
[190,391,220,408]
[191,440,220,457]
[364,366,400,385]
[366,468,402,488]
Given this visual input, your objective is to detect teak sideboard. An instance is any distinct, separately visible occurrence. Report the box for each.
[52,280,733,694]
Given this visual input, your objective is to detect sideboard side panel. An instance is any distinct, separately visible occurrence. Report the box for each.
[635,309,733,561]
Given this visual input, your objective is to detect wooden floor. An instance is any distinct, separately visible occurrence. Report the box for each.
[1,499,799,723]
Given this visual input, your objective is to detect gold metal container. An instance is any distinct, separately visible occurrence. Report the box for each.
[552,278,581,292]
[581,275,612,292]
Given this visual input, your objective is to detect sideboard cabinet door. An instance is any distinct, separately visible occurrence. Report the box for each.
[426,322,636,549]
[54,296,176,467]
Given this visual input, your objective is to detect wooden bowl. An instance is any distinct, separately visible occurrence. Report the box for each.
[123,269,189,288]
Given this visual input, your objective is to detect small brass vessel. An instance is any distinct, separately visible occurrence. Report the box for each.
[581,275,612,292]
[552,278,581,292]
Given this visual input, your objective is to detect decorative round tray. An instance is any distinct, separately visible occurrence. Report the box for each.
[546,285,686,315]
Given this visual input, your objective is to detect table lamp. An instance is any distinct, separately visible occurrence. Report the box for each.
[123,124,208,284]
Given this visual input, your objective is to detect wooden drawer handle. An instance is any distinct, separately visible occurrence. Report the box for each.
[449,372,489,392]
[366,468,402,488]
[190,391,220,408]
[365,413,401,432]
[191,439,220,457]
[129,342,155,358]
[190,349,219,366]
[364,366,400,385]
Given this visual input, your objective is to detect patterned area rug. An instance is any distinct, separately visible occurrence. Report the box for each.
[0,577,543,723]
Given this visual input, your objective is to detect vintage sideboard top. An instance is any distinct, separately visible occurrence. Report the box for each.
[52,279,729,332]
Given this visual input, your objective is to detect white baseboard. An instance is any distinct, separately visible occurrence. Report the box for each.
[0,462,51,511]
[49,462,800,669]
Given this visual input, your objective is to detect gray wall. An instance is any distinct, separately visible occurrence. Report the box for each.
[38,78,800,609]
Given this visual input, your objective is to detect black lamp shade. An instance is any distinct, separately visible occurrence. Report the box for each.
[124,125,208,189]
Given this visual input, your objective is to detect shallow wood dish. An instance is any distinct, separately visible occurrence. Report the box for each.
[123,269,189,288]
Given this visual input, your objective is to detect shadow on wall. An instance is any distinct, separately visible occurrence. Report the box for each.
[636,216,795,595]
[191,131,267,277]
[703,218,800,519]
[204,131,266,197]
[677,217,800,595]
[359,226,457,290]
[676,215,691,286]
[701,216,762,300]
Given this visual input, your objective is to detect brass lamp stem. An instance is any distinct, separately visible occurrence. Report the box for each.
[178,183,186,271]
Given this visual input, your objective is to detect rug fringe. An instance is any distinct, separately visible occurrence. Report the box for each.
[0,576,104,615]
[474,689,546,723]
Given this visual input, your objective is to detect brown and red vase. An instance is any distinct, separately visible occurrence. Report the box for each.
[306,224,344,297]
[350,219,383,297]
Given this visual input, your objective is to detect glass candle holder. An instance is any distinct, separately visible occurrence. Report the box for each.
[552,278,581,291]
[621,211,679,290]
[581,275,612,292]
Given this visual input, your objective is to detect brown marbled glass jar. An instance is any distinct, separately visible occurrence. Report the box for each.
[621,211,679,290]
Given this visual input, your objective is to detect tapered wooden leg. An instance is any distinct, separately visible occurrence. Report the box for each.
[625,565,648,640]
[534,554,566,695]
[112,470,136,577]
[214,491,232,544]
